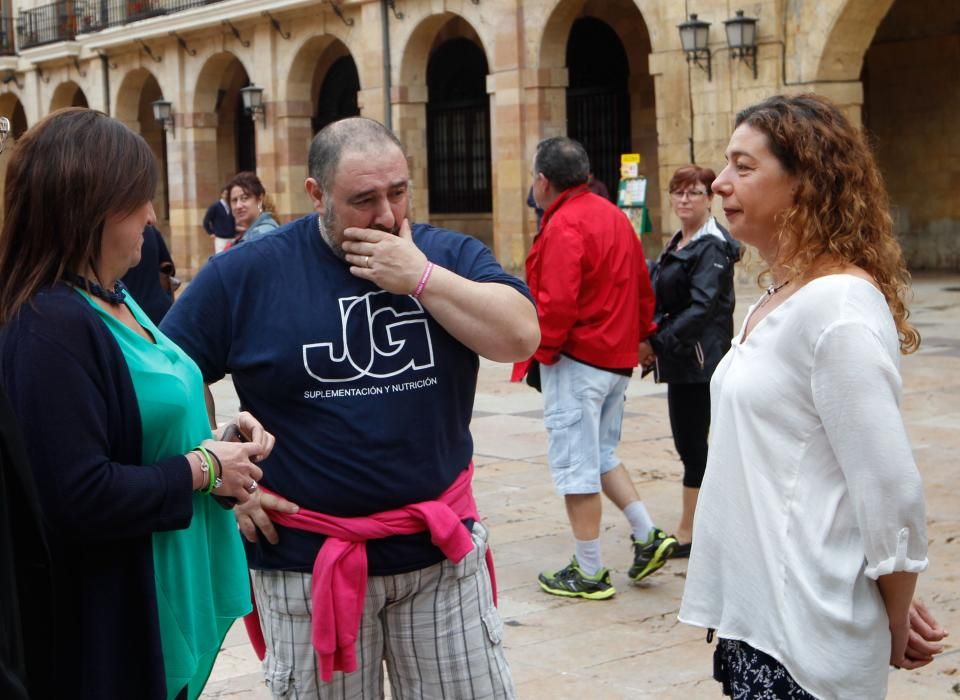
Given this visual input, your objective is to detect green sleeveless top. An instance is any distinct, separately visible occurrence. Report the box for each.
[78,290,251,700]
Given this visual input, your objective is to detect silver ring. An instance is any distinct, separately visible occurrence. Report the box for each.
[365,256,371,268]
[246,481,257,493]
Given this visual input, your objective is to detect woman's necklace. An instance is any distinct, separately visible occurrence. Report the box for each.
[757,279,790,309]
[68,274,126,305]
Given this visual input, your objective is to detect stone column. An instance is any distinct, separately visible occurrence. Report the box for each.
[391,85,428,223]
[167,112,219,278]
[487,68,529,270]
[269,99,314,222]
[518,67,568,261]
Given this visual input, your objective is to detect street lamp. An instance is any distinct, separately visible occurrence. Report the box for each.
[678,14,712,81]
[725,10,759,79]
[151,98,174,136]
[240,84,265,127]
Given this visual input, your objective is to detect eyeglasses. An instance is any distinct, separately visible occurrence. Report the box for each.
[670,189,707,200]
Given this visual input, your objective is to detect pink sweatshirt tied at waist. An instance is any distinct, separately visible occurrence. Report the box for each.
[244,463,497,682]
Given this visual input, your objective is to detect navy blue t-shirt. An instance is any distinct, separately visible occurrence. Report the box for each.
[161,215,532,574]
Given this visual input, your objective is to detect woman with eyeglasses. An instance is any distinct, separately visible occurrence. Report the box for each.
[228,171,279,245]
[640,166,740,558]
[678,94,945,698]
[0,108,282,699]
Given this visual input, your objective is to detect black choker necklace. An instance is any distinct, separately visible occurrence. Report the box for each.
[68,274,126,305]
[765,279,790,296]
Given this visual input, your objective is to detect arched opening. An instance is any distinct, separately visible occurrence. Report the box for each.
[50,81,88,111]
[313,54,360,134]
[426,36,492,214]
[565,17,628,201]
[861,0,960,269]
[115,69,169,227]
[234,88,256,173]
[539,0,659,246]
[194,53,254,188]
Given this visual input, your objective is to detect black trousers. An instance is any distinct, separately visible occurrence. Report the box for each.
[667,382,711,488]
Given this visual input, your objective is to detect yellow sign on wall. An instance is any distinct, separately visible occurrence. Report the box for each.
[620,153,641,179]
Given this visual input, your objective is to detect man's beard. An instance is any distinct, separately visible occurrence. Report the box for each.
[318,203,404,261]
[318,205,345,260]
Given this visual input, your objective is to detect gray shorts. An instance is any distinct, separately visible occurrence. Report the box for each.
[541,355,628,495]
[251,522,515,699]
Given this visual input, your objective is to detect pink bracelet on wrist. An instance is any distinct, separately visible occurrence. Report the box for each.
[412,261,435,299]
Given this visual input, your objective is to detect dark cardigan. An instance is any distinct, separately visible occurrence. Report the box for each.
[0,386,49,700]
[0,285,194,700]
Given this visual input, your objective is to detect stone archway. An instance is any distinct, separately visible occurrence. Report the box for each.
[276,35,362,219]
[194,52,254,187]
[49,81,88,111]
[809,0,896,82]
[115,68,169,226]
[538,0,659,251]
[311,47,361,134]
[398,13,492,245]
[860,0,960,270]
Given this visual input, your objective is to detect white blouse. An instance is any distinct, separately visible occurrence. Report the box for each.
[678,274,928,700]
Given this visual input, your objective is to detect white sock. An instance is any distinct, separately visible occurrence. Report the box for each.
[624,501,655,541]
[574,538,603,576]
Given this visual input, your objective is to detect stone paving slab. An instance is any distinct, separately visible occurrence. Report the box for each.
[203,273,960,699]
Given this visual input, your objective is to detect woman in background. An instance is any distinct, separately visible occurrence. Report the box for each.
[642,165,739,556]
[228,171,279,244]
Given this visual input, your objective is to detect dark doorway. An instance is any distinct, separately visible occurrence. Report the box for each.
[235,92,255,173]
[313,55,360,134]
[426,37,492,214]
[72,88,88,108]
[566,17,630,200]
[10,100,26,139]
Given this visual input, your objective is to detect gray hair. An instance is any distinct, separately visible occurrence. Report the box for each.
[308,117,404,192]
[534,137,590,191]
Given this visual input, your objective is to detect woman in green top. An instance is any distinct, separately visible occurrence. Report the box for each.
[0,108,296,700]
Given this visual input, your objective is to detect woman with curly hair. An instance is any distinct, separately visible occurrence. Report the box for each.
[678,94,947,698]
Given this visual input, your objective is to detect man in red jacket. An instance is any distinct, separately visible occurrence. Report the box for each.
[518,137,677,599]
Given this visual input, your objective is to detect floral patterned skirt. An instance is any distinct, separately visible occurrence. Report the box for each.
[714,638,817,699]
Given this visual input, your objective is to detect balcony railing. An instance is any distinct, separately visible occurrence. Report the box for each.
[76,0,225,34]
[16,0,227,50]
[0,15,16,55]
[16,2,76,49]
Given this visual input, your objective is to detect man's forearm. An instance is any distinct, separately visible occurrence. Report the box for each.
[419,266,539,362]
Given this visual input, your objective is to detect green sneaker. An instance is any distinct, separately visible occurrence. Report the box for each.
[538,556,616,600]
[629,528,678,581]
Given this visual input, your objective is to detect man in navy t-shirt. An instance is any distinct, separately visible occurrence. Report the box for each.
[162,117,538,699]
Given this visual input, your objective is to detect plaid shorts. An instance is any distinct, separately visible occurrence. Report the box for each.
[251,522,515,699]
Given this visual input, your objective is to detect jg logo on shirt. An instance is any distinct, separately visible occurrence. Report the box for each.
[303,290,436,383]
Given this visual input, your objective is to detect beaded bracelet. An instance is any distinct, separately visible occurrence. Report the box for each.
[412,261,435,299]
[195,446,217,495]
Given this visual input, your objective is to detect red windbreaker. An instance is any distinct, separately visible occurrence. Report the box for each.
[512,185,655,379]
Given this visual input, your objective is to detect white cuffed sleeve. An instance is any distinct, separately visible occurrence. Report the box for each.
[811,320,928,580]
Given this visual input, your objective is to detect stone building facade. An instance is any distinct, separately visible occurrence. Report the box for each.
[0,0,956,276]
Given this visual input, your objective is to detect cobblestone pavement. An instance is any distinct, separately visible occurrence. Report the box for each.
[201,273,960,699]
